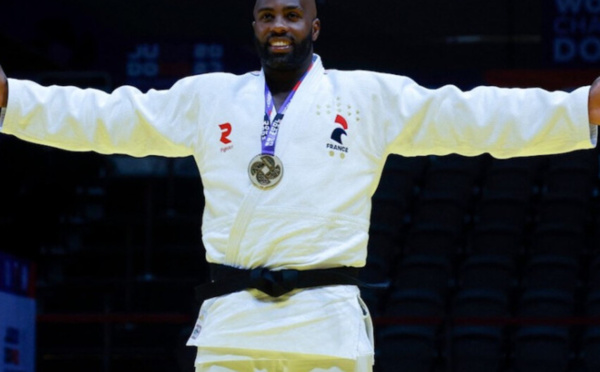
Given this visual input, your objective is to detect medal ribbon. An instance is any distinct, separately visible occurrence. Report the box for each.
[260,55,316,156]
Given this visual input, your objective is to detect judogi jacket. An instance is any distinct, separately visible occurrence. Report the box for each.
[0,55,596,361]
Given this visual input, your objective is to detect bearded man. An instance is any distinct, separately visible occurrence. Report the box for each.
[1,0,599,371]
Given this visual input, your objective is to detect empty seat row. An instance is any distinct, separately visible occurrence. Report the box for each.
[375,323,600,372]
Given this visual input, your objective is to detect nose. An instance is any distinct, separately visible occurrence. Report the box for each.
[271,15,289,34]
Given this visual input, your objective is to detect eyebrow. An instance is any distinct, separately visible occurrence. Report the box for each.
[256,5,304,13]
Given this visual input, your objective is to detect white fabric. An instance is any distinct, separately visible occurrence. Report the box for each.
[187,285,374,359]
[0,55,596,363]
[0,107,6,130]
[194,347,374,372]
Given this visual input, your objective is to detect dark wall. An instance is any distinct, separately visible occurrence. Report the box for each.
[2,0,578,90]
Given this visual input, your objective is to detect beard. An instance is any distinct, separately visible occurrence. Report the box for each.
[254,30,314,71]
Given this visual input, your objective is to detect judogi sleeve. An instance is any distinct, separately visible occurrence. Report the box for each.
[0,77,202,158]
[370,73,597,158]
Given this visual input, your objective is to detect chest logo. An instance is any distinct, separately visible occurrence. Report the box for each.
[219,123,232,144]
[219,122,234,153]
[327,115,349,158]
[331,115,348,144]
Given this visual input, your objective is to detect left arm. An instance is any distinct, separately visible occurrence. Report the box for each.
[589,77,600,126]
[0,64,6,108]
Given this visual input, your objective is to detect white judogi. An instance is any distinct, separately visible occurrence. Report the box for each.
[0,55,596,371]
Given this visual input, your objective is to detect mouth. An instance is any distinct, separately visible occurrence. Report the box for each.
[268,38,293,53]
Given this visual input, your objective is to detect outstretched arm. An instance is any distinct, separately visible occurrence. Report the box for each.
[0,67,202,157]
[590,77,600,126]
[0,64,6,107]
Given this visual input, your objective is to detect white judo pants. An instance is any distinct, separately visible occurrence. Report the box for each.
[194,348,374,372]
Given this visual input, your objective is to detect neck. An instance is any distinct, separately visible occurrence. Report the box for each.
[263,55,313,96]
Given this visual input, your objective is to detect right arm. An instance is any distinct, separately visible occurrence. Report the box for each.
[0,72,204,158]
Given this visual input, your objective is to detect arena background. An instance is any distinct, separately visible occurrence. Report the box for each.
[1,0,600,371]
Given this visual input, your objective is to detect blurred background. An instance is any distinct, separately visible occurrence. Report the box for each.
[1,0,600,371]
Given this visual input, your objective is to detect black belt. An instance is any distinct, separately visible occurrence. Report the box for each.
[195,263,387,302]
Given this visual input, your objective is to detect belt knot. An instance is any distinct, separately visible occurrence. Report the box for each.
[250,268,299,297]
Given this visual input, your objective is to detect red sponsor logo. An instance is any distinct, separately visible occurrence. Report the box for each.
[219,123,232,145]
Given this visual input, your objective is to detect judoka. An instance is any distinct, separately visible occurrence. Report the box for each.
[1,0,600,370]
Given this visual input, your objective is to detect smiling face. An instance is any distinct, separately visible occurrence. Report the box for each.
[252,0,321,72]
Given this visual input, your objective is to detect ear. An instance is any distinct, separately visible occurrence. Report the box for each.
[312,18,321,41]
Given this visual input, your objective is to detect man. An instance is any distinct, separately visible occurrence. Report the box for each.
[1,0,600,371]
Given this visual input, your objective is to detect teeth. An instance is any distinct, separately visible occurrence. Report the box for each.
[271,41,290,47]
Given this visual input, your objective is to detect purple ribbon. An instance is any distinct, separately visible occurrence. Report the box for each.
[260,55,316,156]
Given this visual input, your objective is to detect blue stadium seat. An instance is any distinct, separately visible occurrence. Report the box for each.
[521,255,580,292]
[517,289,575,319]
[467,222,524,258]
[403,222,461,258]
[450,326,505,372]
[534,192,590,227]
[392,254,452,296]
[384,288,446,320]
[370,192,408,236]
[481,156,544,199]
[541,149,597,197]
[587,257,600,291]
[472,190,531,228]
[458,254,516,293]
[582,326,600,372]
[529,223,586,259]
[513,326,571,372]
[376,154,427,198]
[450,288,509,372]
[420,154,484,200]
[377,325,439,372]
[379,274,445,371]
[410,190,469,235]
[452,288,510,319]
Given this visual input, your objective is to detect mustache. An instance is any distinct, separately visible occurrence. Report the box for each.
[266,34,295,43]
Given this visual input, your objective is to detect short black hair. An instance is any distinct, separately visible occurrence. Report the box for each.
[250,0,325,17]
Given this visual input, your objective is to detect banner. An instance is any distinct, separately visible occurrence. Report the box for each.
[545,0,600,66]
[0,252,36,372]
[123,40,258,91]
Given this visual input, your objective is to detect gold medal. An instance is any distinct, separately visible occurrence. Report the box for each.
[248,154,284,188]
